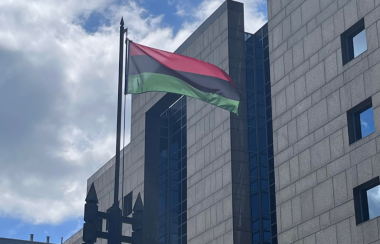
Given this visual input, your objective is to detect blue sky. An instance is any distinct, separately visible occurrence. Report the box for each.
[0,216,83,243]
[360,107,375,138]
[0,0,267,243]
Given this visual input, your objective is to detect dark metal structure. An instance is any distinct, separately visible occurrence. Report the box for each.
[83,17,142,244]
[83,183,143,244]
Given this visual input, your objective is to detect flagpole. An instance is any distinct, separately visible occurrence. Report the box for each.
[121,28,129,217]
[107,17,127,244]
[113,17,125,208]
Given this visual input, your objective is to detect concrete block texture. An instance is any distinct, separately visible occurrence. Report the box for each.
[269,0,380,243]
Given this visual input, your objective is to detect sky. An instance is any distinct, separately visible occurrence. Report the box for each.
[353,29,367,58]
[360,107,375,138]
[368,185,380,220]
[0,0,267,243]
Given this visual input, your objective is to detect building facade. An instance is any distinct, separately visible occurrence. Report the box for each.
[268,0,380,243]
[64,0,380,243]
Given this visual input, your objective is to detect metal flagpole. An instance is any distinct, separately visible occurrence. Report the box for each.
[83,18,142,244]
[107,17,127,244]
[113,17,125,207]
[121,28,129,215]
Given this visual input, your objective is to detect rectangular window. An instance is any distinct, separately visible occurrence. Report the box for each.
[245,24,277,244]
[158,96,187,244]
[123,192,133,216]
[347,97,375,144]
[368,185,380,220]
[341,18,367,65]
[354,177,380,224]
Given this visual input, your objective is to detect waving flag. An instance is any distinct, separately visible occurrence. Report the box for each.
[126,41,240,114]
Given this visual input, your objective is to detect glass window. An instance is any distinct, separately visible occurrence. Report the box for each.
[248,92,255,103]
[251,193,259,216]
[248,130,257,153]
[248,103,256,115]
[245,33,253,43]
[341,18,366,65]
[252,219,260,230]
[353,30,367,57]
[252,231,260,242]
[250,162,258,174]
[347,97,375,144]
[367,185,380,220]
[360,107,375,137]
[245,25,276,243]
[246,55,254,67]
[250,179,258,191]
[158,97,187,244]
[246,44,253,55]
[354,177,380,224]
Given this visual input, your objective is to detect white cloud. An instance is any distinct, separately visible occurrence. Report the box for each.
[0,0,268,227]
[0,0,150,225]
[361,119,369,129]
[367,186,380,219]
[176,0,267,34]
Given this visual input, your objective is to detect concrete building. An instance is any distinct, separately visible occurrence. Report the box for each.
[65,0,380,243]
[268,0,380,243]
[0,236,55,244]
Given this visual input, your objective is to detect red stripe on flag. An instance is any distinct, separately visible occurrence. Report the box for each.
[130,42,236,87]
[130,43,145,56]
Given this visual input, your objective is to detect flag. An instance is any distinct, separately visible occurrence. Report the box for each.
[126,41,240,114]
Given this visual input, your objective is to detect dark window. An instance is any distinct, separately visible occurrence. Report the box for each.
[158,96,187,244]
[123,192,133,216]
[354,177,380,224]
[341,18,367,65]
[347,97,375,144]
[245,24,277,244]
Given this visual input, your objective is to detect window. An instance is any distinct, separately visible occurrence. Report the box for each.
[341,18,367,65]
[246,24,277,244]
[368,185,380,220]
[347,97,375,144]
[354,177,380,224]
[158,97,187,244]
[123,192,133,216]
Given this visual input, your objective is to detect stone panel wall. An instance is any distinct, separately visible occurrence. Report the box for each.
[267,0,380,243]
[177,1,249,243]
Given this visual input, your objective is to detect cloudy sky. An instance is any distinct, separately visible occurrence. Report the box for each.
[0,0,267,242]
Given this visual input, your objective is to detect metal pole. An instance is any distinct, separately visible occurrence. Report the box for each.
[114,17,125,206]
[107,17,126,244]
[121,29,129,216]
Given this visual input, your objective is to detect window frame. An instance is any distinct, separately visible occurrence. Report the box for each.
[353,176,380,225]
[341,18,366,65]
[347,97,373,145]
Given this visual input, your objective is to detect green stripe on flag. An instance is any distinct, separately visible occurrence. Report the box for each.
[128,72,239,114]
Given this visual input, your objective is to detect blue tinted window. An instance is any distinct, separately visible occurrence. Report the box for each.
[360,107,375,138]
[246,24,277,244]
[353,30,367,57]
[159,97,187,244]
[367,185,380,220]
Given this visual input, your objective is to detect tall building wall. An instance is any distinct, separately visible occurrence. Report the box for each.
[267,0,380,243]
[177,1,250,243]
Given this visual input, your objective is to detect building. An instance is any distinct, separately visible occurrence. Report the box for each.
[0,236,56,244]
[268,0,380,243]
[65,0,380,243]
